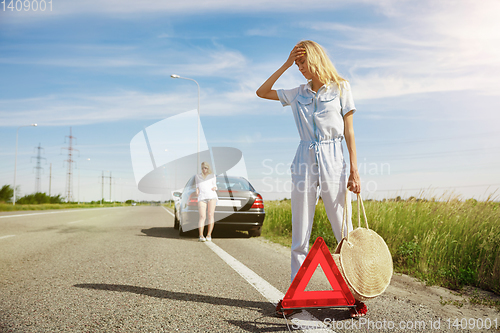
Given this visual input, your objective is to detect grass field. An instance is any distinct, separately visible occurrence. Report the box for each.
[0,202,134,211]
[262,197,500,296]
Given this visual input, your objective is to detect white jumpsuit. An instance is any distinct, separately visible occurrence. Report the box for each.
[277,81,356,281]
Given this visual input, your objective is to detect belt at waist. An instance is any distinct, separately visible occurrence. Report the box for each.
[300,136,343,148]
[299,137,344,204]
[300,137,343,152]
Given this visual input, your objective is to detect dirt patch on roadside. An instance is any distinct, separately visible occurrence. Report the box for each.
[389,273,500,321]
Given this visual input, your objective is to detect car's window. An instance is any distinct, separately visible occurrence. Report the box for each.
[216,177,254,191]
[183,176,195,191]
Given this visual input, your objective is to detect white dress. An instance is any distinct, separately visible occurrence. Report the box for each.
[277,81,356,281]
[195,173,217,201]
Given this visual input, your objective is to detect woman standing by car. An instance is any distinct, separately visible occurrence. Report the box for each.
[195,161,217,242]
[256,40,364,317]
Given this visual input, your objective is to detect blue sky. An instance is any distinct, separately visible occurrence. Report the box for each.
[1,0,499,202]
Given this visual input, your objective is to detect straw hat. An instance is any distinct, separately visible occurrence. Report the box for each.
[334,193,393,301]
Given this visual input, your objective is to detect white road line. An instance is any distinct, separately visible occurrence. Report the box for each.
[204,241,336,332]
[0,207,126,219]
[0,235,16,240]
[161,205,336,331]
[0,210,76,219]
[67,220,85,225]
[161,206,174,217]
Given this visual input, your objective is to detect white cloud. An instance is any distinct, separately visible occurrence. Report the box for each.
[3,0,499,127]
[0,56,155,68]
[0,92,189,126]
[305,0,500,100]
[0,44,249,80]
[0,42,266,126]
[246,26,280,37]
[0,85,268,127]
[162,49,248,78]
[0,0,414,20]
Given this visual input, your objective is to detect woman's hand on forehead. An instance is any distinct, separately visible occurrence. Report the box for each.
[286,44,306,67]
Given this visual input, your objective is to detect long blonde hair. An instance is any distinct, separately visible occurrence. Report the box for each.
[299,40,347,93]
[201,161,213,177]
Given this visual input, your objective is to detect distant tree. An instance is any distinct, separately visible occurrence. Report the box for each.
[49,194,64,204]
[0,185,14,203]
[125,199,134,204]
[16,192,64,204]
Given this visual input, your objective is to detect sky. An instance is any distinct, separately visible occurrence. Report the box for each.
[1,0,499,202]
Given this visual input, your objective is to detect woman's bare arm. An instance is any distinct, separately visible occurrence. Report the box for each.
[344,111,361,194]
[256,45,305,100]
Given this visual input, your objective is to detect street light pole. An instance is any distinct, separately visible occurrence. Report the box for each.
[13,124,37,205]
[171,74,201,174]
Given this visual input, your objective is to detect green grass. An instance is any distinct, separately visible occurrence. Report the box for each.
[262,197,500,295]
[0,202,133,211]
[164,202,174,210]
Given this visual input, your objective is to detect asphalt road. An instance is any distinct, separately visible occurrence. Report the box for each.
[0,206,498,333]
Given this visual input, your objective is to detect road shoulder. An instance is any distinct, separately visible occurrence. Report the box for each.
[254,236,500,327]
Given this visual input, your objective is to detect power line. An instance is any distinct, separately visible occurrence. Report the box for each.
[31,143,46,193]
[373,183,500,192]
[98,171,113,204]
[357,130,500,147]
[360,146,500,161]
[49,163,52,196]
[62,127,79,202]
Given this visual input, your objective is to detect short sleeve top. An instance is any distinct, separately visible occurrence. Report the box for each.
[277,81,356,142]
[195,173,217,201]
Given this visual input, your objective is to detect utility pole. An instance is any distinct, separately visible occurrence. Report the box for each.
[99,171,113,204]
[104,171,113,202]
[101,171,104,205]
[49,163,52,196]
[109,171,112,203]
[62,127,78,203]
[31,143,46,193]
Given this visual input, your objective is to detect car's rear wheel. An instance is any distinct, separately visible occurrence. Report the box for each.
[173,208,179,230]
[248,227,261,237]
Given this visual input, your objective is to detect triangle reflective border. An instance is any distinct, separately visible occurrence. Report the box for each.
[281,237,356,310]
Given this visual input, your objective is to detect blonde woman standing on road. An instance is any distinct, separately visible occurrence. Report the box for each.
[256,40,364,317]
[195,162,217,242]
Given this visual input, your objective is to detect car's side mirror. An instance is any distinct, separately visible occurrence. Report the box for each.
[173,192,182,198]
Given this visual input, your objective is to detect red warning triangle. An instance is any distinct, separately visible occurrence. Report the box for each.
[281,237,356,310]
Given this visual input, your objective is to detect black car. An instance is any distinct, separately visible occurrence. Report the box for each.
[173,175,265,237]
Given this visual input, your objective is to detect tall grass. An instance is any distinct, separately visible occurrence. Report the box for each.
[261,200,293,246]
[367,198,500,294]
[0,202,131,211]
[262,199,342,250]
[262,198,500,295]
